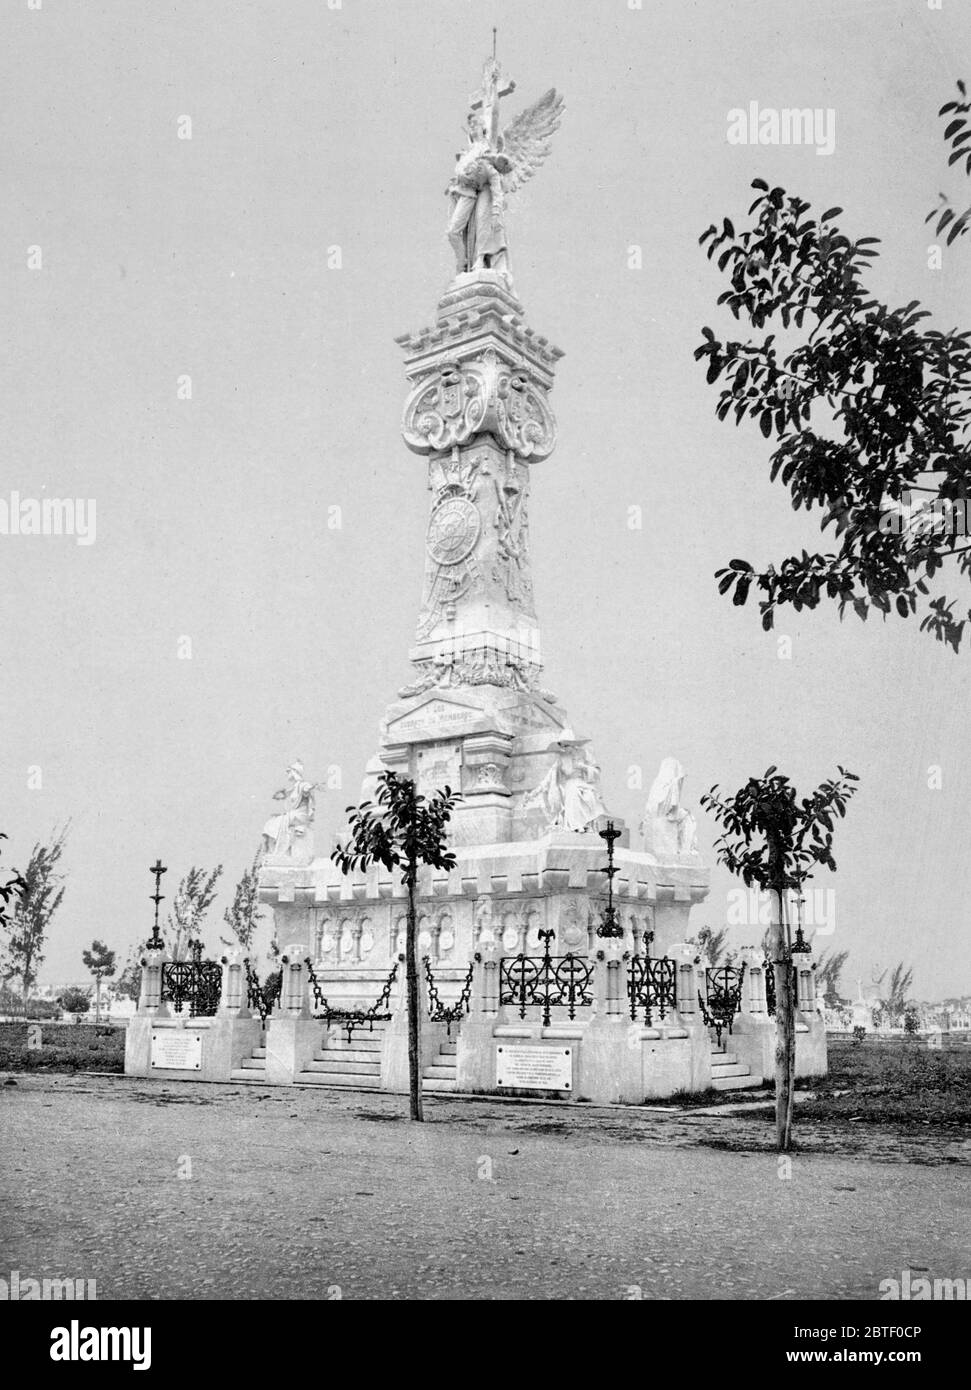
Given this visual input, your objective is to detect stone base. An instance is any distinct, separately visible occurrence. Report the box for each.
[124,1013,264,1082]
[730,1011,829,1084]
[264,1016,321,1085]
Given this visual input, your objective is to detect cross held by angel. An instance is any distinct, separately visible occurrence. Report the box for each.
[446,52,564,284]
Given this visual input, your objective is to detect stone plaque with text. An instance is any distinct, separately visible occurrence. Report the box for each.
[495,1044,572,1091]
[151,1030,202,1071]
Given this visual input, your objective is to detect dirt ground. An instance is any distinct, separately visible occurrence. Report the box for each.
[1,1071,967,1300]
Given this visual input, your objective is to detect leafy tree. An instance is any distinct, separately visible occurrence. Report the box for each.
[112,947,143,1004]
[926,81,971,246]
[701,766,859,1151]
[221,855,264,954]
[0,834,25,934]
[690,926,729,965]
[333,771,459,1122]
[81,939,116,1023]
[59,986,90,1021]
[1,828,68,1018]
[696,81,971,650]
[877,961,915,1028]
[164,864,223,959]
[816,947,850,1006]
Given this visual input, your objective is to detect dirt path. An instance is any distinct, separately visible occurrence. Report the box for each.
[1,1073,968,1300]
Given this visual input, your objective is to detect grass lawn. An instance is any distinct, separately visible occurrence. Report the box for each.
[0,1026,968,1129]
[0,1021,126,1073]
[797,1036,971,1126]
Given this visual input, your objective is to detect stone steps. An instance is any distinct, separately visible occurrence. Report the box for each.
[311,1046,381,1064]
[710,1040,763,1092]
[294,1071,382,1089]
[229,1043,269,1081]
[711,1072,765,1092]
[422,1037,459,1092]
[305,1057,380,1076]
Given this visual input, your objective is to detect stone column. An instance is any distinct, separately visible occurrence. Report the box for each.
[218,952,249,1017]
[137,946,168,1016]
[469,945,499,1018]
[739,947,767,1014]
[598,945,625,1021]
[795,959,816,1014]
[279,948,311,1020]
[671,944,700,1020]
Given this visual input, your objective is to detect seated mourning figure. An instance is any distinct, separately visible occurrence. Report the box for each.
[641,757,699,859]
[522,737,608,833]
[261,761,316,862]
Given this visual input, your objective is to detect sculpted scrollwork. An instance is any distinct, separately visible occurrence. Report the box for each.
[402,350,556,461]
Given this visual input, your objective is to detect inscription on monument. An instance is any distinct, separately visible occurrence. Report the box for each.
[495,1044,572,1091]
[151,1030,203,1071]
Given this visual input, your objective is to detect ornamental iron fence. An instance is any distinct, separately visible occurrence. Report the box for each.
[699,963,746,1047]
[627,955,677,1025]
[160,940,222,1017]
[499,929,594,1028]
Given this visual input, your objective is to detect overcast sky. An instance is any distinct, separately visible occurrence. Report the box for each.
[2,0,969,1000]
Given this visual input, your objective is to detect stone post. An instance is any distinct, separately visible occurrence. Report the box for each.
[279,949,311,1020]
[739,947,766,1014]
[469,946,499,1018]
[793,955,827,1079]
[203,949,263,1079]
[795,959,816,1015]
[671,943,700,1020]
[265,943,315,1085]
[381,953,411,1092]
[137,946,168,1016]
[456,946,501,1094]
[124,945,170,1076]
[600,945,625,1021]
[218,951,249,1018]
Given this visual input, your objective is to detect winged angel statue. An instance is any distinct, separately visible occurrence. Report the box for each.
[446,57,564,285]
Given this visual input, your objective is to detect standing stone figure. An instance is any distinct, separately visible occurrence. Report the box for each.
[641,758,699,858]
[445,59,564,281]
[523,738,608,833]
[446,112,512,277]
[261,761,316,859]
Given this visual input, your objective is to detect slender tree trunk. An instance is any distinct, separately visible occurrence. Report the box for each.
[405,871,423,1122]
[768,838,795,1152]
[94,978,101,1024]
